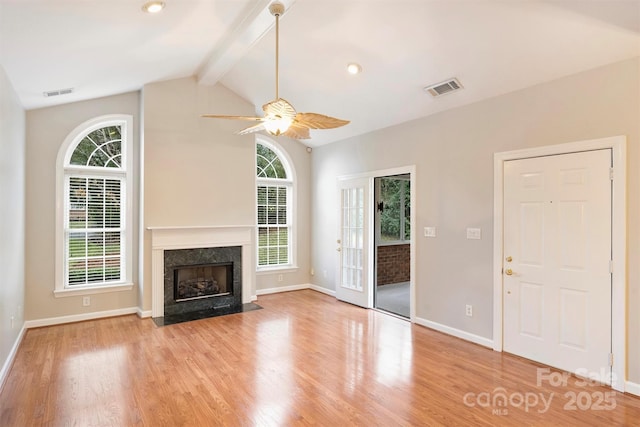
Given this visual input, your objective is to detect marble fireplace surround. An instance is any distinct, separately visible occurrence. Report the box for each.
[149,226,255,318]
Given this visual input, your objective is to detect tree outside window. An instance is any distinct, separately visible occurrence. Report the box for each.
[379,177,410,243]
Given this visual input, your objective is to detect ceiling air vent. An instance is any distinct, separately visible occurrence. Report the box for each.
[43,88,74,97]
[424,78,463,97]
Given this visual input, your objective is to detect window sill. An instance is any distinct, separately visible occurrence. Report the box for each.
[256,266,299,275]
[53,282,134,298]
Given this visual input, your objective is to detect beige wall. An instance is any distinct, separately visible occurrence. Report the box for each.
[20,75,312,321]
[141,77,311,311]
[0,66,26,380]
[25,92,140,320]
[311,58,640,384]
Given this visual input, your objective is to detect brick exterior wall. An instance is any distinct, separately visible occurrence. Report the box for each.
[376,244,410,285]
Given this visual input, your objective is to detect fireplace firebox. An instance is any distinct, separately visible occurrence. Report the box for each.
[174,262,233,301]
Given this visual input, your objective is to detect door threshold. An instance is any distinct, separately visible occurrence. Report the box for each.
[373,308,410,321]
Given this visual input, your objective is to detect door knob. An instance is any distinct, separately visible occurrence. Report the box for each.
[505,256,513,262]
[505,268,513,276]
[336,248,341,252]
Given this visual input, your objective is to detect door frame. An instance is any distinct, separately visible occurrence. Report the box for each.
[374,173,411,317]
[337,165,416,319]
[492,135,626,392]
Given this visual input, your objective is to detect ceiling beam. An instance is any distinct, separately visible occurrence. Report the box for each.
[197,0,297,86]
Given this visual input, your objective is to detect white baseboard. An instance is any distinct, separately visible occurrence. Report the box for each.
[137,308,152,318]
[308,284,336,297]
[255,283,337,298]
[24,307,139,329]
[256,283,310,295]
[625,380,640,397]
[0,324,26,393]
[414,316,493,348]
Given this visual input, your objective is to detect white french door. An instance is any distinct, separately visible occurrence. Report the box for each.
[503,149,612,381]
[336,177,372,308]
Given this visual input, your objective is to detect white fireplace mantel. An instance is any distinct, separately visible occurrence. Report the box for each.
[149,226,255,318]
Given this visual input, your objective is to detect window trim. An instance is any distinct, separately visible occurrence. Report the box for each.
[255,136,297,272]
[54,115,134,297]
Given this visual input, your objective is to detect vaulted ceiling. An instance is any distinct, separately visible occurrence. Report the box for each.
[1,0,639,145]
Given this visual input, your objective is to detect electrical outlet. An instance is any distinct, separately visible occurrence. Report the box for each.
[82,296,91,307]
[465,304,473,317]
[277,274,283,282]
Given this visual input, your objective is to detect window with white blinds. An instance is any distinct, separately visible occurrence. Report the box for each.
[257,184,289,265]
[66,177,123,285]
[256,139,294,269]
[56,116,133,293]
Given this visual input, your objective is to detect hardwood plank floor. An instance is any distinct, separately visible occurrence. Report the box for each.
[1,289,639,426]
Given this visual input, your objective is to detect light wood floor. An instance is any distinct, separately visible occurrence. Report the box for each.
[1,290,639,426]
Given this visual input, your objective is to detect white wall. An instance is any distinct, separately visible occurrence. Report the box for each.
[311,58,640,384]
[25,92,140,320]
[0,65,26,385]
[141,77,312,311]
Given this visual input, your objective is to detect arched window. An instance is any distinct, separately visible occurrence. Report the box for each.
[55,115,133,295]
[256,138,295,268]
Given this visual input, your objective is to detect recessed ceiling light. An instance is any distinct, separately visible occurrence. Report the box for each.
[142,1,165,13]
[347,63,362,75]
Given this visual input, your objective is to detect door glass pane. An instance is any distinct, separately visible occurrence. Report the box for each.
[341,187,364,291]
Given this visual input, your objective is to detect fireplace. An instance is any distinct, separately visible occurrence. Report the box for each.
[149,226,255,319]
[164,246,242,316]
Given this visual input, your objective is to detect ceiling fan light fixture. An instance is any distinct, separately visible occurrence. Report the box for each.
[201,1,350,140]
[347,63,362,75]
[264,117,293,136]
[142,1,165,13]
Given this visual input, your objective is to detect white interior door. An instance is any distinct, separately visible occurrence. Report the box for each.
[503,149,612,381]
[336,177,372,308]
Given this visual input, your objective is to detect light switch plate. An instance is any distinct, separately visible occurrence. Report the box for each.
[424,227,436,237]
[466,227,481,240]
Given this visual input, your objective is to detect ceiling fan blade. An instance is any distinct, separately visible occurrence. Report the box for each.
[201,114,265,122]
[283,123,310,140]
[237,122,267,136]
[294,112,350,130]
[263,98,297,120]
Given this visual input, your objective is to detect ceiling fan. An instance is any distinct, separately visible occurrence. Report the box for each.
[202,1,350,140]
